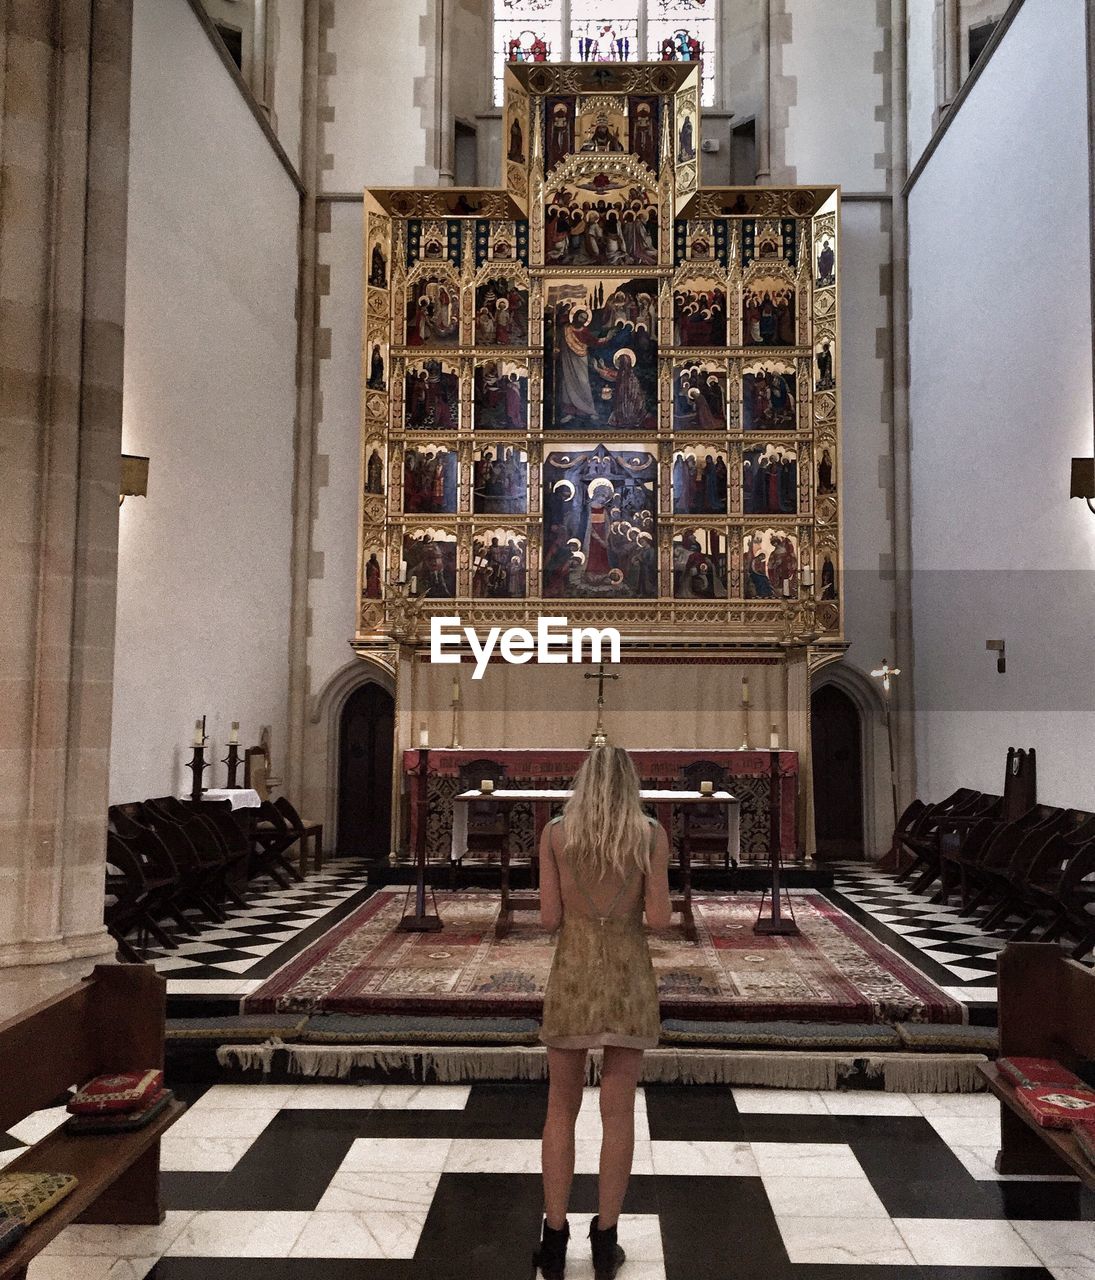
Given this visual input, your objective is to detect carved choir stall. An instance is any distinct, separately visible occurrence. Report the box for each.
[354,61,844,863]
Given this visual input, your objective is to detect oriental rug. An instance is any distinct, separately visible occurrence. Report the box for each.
[244,890,963,1025]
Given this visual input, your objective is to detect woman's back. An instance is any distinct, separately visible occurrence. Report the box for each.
[546,816,650,927]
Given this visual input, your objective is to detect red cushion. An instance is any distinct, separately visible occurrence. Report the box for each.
[1015,1084,1095,1129]
[67,1069,164,1115]
[998,1057,1086,1089]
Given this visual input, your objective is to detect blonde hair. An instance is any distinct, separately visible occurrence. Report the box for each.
[561,745,651,880]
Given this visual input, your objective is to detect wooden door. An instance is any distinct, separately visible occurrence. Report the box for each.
[811,683,864,859]
[337,683,394,859]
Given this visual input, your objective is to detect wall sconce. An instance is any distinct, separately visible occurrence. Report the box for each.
[119,454,149,506]
[1071,457,1095,513]
[986,639,1006,674]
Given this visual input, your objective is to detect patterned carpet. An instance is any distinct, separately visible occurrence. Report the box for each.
[244,890,963,1025]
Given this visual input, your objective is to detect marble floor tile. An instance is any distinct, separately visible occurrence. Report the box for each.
[751,1140,865,1180]
[650,1140,759,1178]
[761,1174,890,1218]
[731,1088,829,1114]
[342,1137,454,1173]
[164,1211,311,1258]
[775,1214,915,1265]
[286,1083,387,1109]
[926,1113,1002,1149]
[188,1085,299,1110]
[1013,1219,1095,1276]
[40,1212,195,1257]
[894,1216,1042,1267]
[373,1084,471,1110]
[168,1104,281,1139]
[316,1170,441,1214]
[819,1091,920,1116]
[160,1135,258,1172]
[7,1105,69,1146]
[290,1210,428,1258]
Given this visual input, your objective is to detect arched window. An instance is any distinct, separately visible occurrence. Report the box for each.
[493,0,716,108]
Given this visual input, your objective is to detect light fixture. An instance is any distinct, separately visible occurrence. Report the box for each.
[986,639,1006,674]
[119,454,149,506]
[1071,456,1095,514]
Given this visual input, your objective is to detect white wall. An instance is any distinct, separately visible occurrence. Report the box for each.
[781,0,888,189]
[908,0,1095,807]
[112,0,300,802]
[906,0,937,172]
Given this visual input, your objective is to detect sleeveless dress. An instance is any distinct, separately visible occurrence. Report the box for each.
[540,817,661,1050]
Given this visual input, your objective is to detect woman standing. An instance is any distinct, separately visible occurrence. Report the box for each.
[535,746,672,1279]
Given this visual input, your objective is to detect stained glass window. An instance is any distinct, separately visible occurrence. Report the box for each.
[493,0,717,106]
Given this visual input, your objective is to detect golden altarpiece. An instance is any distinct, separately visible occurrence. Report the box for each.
[355,62,844,861]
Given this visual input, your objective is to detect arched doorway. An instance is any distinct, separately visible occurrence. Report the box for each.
[811,683,864,859]
[338,682,395,859]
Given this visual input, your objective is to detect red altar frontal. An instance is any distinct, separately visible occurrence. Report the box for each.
[402,748,799,862]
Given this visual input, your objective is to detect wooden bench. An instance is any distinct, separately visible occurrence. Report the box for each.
[0,965,185,1280]
[979,942,1095,1193]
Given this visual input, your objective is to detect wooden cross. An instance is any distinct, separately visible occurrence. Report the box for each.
[584,662,619,747]
[871,658,902,697]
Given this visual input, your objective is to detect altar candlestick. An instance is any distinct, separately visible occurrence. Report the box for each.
[741,676,750,706]
[451,676,460,703]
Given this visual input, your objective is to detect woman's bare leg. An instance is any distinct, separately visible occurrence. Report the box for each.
[542,1046,588,1228]
[597,1045,644,1227]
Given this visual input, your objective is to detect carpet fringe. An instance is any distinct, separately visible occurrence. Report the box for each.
[214,1041,985,1091]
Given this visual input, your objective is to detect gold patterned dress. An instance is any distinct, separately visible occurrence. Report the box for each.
[540,817,661,1051]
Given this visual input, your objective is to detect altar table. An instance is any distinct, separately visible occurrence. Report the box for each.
[453,788,738,940]
[403,748,798,861]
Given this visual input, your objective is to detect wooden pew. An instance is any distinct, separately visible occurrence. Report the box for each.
[979,943,1095,1190]
[0,965,185,1280]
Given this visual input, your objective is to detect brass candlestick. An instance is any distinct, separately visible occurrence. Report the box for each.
[740,695,750,751]
[449,695,461,749]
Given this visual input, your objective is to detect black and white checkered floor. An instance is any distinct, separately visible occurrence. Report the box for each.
[4,1082,1093,1278]
[142,859,373,999]
[143,856,1016,1016]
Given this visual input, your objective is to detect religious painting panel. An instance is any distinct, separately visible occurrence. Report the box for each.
[406,220,463,268]
[672,275,728,347]
[743,444,798,517]
[672,359,727,431]
[628,95,660,172]
[741,218,798,272]
[405,272,462,347]
[545,181,658,268]
[474,273,530,346]
[815,331,837,391]
[365,340,389,393]
[405,359,461,431]
[545,96,577,171]
[472,528,529,598]
[819,551,838,600]
[367,232,389,288]
[672,527,728,599]
[672,446,728,515]
[402,528,458,599]
[741,272,796,348]
[543,277,659,430]
[816,445,836,496]
[364,444,386,496]
[675,218,730,268]
[474,359,530,430]
[475,219,529,267]
[403,443,459,515]
[815,229,836,287]
[542,443,657,598]
[742,360,797,431]
[743,528,799,600]
[473,444,529,515]
[575,94,629,152]
[363,548,384,599]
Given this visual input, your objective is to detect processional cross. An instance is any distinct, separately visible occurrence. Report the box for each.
[584,662,619,748]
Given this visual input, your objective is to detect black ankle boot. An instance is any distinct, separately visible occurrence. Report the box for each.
[536,1218,569,1279]
[589,1215,625,1279]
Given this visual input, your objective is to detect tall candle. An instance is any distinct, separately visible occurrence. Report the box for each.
[398,559,408,584]
[419,723,429,748]
[741,676,750,706]
[452,676,460,703]
[193,719,203,747]
[802,564,815,590]
[770,725,780,750]
[229,721,239,744]
[409,575,418,595]
[782,577,791,598]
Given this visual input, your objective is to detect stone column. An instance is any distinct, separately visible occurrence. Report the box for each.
[0,0,133,1011]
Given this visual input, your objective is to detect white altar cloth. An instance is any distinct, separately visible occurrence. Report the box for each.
[182,788,261,811]
[450,789,739,863]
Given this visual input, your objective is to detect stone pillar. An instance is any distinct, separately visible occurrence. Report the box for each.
[0,0,133,1011]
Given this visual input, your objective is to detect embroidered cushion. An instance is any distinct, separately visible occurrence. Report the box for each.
[65,1089,173,1135]
[0,1173,78,1224]
[67,1069,164,1115]
[0,1211,24,1255]
[998,1057,1083,1089]
[1015,1084,1095,1128]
